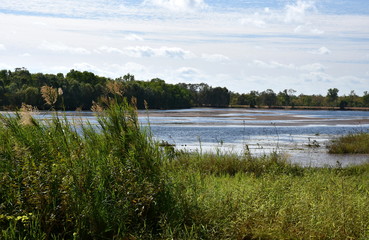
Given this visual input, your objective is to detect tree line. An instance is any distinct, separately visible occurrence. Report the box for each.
[231,88,369,109]
[0,68,368,110]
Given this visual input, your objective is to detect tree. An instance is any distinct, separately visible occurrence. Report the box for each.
[278,89,295,107]
[363,91,369,107]
[260,89,277,108]
[326,88,339,106]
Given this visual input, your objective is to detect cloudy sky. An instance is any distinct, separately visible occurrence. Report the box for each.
[0,0,368,95]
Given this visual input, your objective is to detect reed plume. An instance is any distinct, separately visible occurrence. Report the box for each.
[20,103,38,126]
[106,81,124,96]
[41,85,58,106]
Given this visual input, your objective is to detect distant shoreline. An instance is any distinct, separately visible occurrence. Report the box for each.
[228,105,369,111]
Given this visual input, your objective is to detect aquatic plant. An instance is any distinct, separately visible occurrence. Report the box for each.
[328,132,369,154]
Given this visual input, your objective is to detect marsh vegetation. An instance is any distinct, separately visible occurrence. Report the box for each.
[0,101,369,239]
[328,133,369,154]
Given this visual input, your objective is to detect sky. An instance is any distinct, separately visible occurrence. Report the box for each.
[0,0,368,95]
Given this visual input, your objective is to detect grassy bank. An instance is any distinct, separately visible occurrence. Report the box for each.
[1,102,369,239]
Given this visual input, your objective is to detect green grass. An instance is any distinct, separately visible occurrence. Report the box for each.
[328,132,369,154]
[163,150,369,240]
[0,100,175,239]
[1,101,369,239]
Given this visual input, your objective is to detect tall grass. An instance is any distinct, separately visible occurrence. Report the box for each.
[1,101,369,239]
[328,132,369,154]
[164,153,369,239]
[0,100,178,239]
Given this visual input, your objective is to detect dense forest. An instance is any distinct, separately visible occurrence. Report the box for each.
[0,67,369,110]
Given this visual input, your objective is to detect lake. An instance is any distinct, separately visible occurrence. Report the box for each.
[143,108,369,167]
[5,108,369,167]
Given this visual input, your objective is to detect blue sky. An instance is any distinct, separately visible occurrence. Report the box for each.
[0,0,368,95]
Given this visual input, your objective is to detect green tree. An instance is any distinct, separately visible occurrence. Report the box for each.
[260,89,277,108]
[326,88,339,106]
[363,91,369,107]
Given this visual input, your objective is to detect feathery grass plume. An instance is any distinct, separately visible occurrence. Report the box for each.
[20,103,38,126]
[40,85,58,106]
[106,81,124,96]
[131,96,138,110]
[144,100,149,110]
[57,87,63,96]
[91,101,104,113]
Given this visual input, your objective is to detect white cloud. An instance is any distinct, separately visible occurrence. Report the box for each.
[0,44,6,51]
[97,46,125,55]
[1,0,369,95]
[240,16,266,28]
[124,46,155,57]
[302,71,332,83]
[143,0,207,11]
[201,54,230,62]
[39,41,90,54]
[0,63,12,70]
[123,62,147,74]
[32,21,47,26]
[124,34,144,41]
[70,62,123,78]
[124,46,195,59]
[252,60,295,70]
[294,24,324,34]
[21,53,31,57]
[100,45,228,62]
[310,47,331,55]
[252,60,325,72]
[100,62,149,78]
[284,0,316,23]
[175,67,204,82]
[310,28,324,34]
[0,0,128,19]
[73,62,96,72]
[300,63,325,72]
[239,1,319,30]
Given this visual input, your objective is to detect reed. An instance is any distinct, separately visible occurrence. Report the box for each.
[1,101,369,239]
[328,132,369,154]
[0,100,178,239]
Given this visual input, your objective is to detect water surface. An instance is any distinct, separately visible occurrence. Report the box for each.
[5,108,369,167]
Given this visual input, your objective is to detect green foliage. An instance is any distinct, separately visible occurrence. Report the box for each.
[260,89,277,108]
[164,153,369,240]
[167,150,303,177]
[327,88,339,106]
[328,133,369,154]
[1,105,369,239]
[1,68,369,110]
[0,100,178,239]
[363,91,369,107]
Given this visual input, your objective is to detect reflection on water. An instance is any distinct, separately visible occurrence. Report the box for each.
[149,125,369,167]
[145,108,369,167]
[3,108,369,167]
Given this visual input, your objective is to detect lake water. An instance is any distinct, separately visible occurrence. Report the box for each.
[5,108,369,167]
[143,108,369,167]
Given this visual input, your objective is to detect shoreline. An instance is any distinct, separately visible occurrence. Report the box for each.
[141,108,369,127]
[228,105,369,111]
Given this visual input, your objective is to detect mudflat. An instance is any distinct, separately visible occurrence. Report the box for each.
[140,108,369,126]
